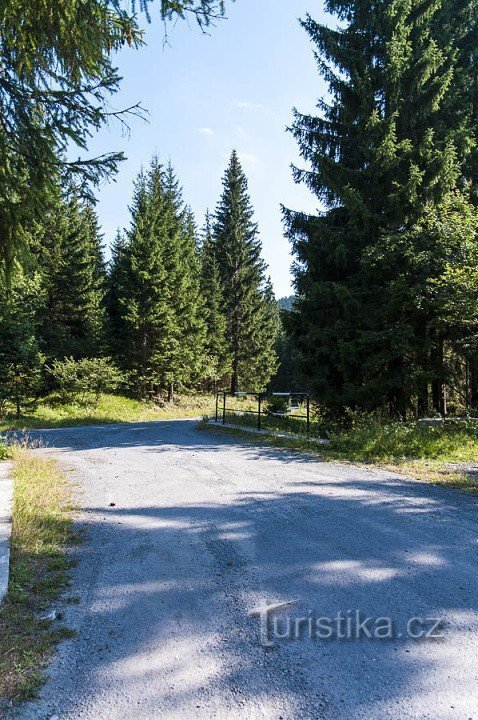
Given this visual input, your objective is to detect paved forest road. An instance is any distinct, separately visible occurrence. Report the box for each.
[13,420,478,720]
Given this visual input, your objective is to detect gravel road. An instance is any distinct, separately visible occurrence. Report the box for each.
[11,420,478,720]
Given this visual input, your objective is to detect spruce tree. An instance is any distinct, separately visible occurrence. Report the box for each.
[199,212,231,388]
[106,230,131,365]
[0,267,43,416]
[111,158,206,399]
[114,162,172,395]
[0,1,229,272]
[437,0,478,408]
[161,170,206,400]
[254,276,280,388]
[213,151,278,393]
[286,1,470,417]
[38,192,107,361]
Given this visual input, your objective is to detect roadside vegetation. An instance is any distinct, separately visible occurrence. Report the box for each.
[0,441,10,460]
[203,416,478,492]
[2,0,476,713]
[324,418,478,490]
[218,394,319,437]
[0,448,76,703]
[1,151,278,434]
[0,392,215,432]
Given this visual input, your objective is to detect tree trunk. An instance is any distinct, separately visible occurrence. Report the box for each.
[416,323,429,418]
[470,359,478,413]
[417,383,429,419]
[168,382,174,404]
[389,390,406,420]
[230,363,238,395]
[388,357,407,420]
[431,380,446,416]
[430,340,446,416]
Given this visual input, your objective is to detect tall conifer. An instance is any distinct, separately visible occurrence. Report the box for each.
[111,158,206,398]
[38,192,106,360]
[213,151,278,393]
[199,211,231,387]
[286,1,471,416]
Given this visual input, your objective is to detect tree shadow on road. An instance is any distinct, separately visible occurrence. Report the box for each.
[16,420,478,720]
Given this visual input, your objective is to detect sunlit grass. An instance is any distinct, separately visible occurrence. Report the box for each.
[325,419,478,463]
[202,418,478,492]
[0,448,76,702]
[323,420,478,491]
[218,394,320,437]
[0,392,216,431]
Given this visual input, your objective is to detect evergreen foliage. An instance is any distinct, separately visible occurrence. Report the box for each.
[38,193,107,362]
[110,159,206,398]
[278,296,295,311]
[286,0,478,417]
[0,268,43,417]
[199,212,232,387]
[106,153,278,399]
[270,299,308,393]
[106,230,131,365]
[212,151,278,393]
[0,0,229,274]
[4,0,477,416]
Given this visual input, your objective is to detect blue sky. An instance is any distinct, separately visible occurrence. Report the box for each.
[87,0,329,298]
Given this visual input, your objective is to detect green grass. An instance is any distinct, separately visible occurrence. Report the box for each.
[222,409,318,437]
[0,448,77,703]
[323,419,478,490]
[0,392,216,431]
[202,418,478,492]
[324,419,478,463]
[220,396,321,437]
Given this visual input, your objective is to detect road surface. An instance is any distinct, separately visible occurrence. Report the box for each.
[12,420,478,719]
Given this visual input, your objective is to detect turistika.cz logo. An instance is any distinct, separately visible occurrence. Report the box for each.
[249,602,446,648]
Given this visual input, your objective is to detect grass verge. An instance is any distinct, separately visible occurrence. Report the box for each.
[201,419,478,493]
[0,392,215,432]
[0,441,10,460]
[0,448,76,705]
[219,409,319,437]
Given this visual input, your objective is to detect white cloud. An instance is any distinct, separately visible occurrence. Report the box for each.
[221,150,259,172]
[198,127,214,135]
[238,151,259,168]
[232,100,264,110]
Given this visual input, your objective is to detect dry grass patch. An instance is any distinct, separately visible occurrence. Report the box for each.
[0,448,76,705]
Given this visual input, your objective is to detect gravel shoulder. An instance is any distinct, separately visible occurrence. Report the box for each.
[10,419,478,720]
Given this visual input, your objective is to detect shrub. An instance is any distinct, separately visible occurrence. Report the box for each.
[49,357,124,405]
[265,395,290,415]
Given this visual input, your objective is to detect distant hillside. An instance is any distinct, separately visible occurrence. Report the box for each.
[278,295,295,311]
